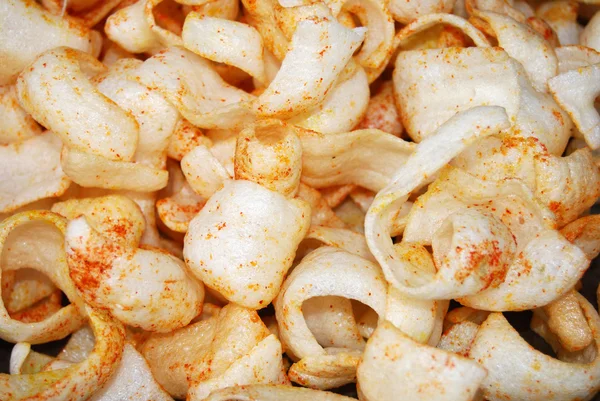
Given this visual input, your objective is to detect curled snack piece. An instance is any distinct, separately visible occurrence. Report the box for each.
[365,107,512,301]
[389,0,456,24]
[560,215,600,260]
[235,119,303,198]
[156,182,206,233]
[0,85,41,145]
[537,291,593,353]
[581,11,600,52]
[255,18,365,119]
[0,306,125,401]
[275,247,390,388]
[64,196,204,331]
[180,304,286,400]
[299,128,415,192]
[555,46,600,73]
[395,45,570,155]
[0,132,70,213]
[188,334,286,400]
[275,247,386,358]
[95,58,179,171]
[287,350,362,390]
[184,180,310,309]
[549,63,600,150]
[469,293,600,401]
[536,1,581,46]
[0,211,86,344]
[289,65,370,134]
[302,226,374,261]
[134,46,254,129]
[181,144,231,200]
[16,47,139,162]
[183,14,267,84]
[357,320,486,401]
[342,0,395,73]
[105,0,182,54]
[0,0,94,85]
[473,10,557,92]
[141,313,219,398]
[401,167,589,310]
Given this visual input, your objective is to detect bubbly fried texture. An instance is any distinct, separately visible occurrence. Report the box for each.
[1,0,600,400]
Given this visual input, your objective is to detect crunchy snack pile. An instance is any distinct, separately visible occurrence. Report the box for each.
[1,0,600,399]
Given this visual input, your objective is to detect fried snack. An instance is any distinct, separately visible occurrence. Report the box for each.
[0,211,86,344]
[470,293,600,401]
[357,320,486,401]
[3,0,600,400]
[185,180,310,308]
[0,0,95,85]
[61,195,204,331]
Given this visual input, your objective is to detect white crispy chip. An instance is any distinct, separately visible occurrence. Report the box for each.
[61,147,169,192]
[0,85,41,145]
[357,320,486,401]
[474,10,557,92]
[184,180,310,309]
[400,166,589,310]
[157,182,206,233]
[275,247,387,358]
[105,0,182,54]
[561,215,600,260]
[289,64,370,134]
[43,343,174,401]
[188,334,285,400]
[134,46,254,129]
[183,14,266,83]
[255,18,365,119]
[342,0,395,71]
[141,314,219,398]
[536,1,582,46]
[555,45,600,73]
[299,128,415,192]
[303,296,365,351]
[234,119,302,197]
[181,145,231,199]
[395,46,571,155]
[0,211,86,344]
[389,0,456,24]
[580,11,600,52]
[0,132,70,213]
[549,63,600,150]
[365,107,510,300]
[64,196,204,331]
[16,47,139,161]
[0,0,93,85]
[0,305,125,401]
[469,293,600,401]
[95,58,178,169]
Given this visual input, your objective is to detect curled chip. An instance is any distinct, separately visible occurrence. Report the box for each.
[469,293,600,401]
[357,320,486,401]
[0,211,86,344]
[63,196,205,331]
